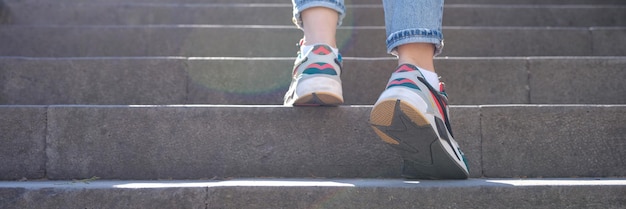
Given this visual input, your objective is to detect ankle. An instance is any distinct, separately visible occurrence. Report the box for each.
[301,7,338,48]
[396,43,435,72]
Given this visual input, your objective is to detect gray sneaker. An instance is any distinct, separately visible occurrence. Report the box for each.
[284,44,343,106]
[370,64,469,179]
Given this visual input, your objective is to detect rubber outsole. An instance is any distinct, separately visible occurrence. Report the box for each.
[292,92,343,106]
[370,99,468,179]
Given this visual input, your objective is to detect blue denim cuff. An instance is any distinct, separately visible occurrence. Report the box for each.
[386,28,444,56]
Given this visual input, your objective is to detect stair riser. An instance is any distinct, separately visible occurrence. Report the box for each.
[1,181,624,209]
[2,105,624,180]
[4,0,626,4]
[481,105,626,178]
[4,3,625,27]
[0,107,46,180]
[1,27,624,57]
[2,58,624,105]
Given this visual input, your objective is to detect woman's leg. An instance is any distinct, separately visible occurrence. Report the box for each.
[292,0,345,48]
[300,7,339,48]
[370,0,470,179]
[383,0,443,71]
[284,0,345,106]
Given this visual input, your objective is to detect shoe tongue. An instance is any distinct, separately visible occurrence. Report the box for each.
[395,64,425,78]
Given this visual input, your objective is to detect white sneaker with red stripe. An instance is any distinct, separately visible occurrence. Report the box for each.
[369,64,469,179]
[283,44,343,106]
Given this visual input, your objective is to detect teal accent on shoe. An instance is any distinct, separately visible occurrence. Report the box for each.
[303,62,337,75]
[387,78,421,90]
[459,148,470,171]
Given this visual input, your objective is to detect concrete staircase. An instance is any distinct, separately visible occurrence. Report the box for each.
[1,0,625,208]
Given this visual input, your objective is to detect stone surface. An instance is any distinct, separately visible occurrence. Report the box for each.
[445,0,626,4]
[0,179,625,209]
[185,58,291,105]
[0,26,620,57]
[529,57,626,104]
[592,28,626,56]
[45,106,401,179]
[4,3,625,27]
[3,57,624,105]
[0,0,10,24]
[0,186,206,209]
[442,27,593,57]
[481,105,626,178]
[43,105,482,179]
[444,5,626,27]
[0,106,46,180]
[436,58,529,105]
[4,0,626,4]
[0,57,187,105]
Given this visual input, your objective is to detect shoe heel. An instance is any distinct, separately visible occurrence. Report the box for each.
[293,92,343,106]
[402,139,469,180]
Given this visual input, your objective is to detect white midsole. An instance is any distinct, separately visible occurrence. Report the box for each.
[375,87,429,114]
[295,76,343,97]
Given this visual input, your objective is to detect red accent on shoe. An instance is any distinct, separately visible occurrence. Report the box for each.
[312,45,332,55]
[395,64,418,73]
[431,91,446,121]
[439,82,446,92]
[306,63,334,70]
[388,78,416,85]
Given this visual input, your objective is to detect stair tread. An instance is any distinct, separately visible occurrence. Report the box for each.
[5,0,626,4]
[4,2,625,27]
[4,178,625,188]
[1,178,624,209]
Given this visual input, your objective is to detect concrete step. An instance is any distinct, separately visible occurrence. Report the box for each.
[2,105,624,180]
[1,178,625,209]
[3,3,624,27]
[4,0,626,5]
[446,0,626,4]
[1,26,624,57]
[2,57,624,105]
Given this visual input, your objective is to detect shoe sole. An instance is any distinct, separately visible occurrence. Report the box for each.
[370,99,468,179]
[293,92,343,106]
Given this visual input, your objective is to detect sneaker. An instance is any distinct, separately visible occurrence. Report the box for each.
[283,43,343,106]
[369,64,469,179]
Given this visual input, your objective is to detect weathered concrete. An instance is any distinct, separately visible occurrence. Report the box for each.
[0,26,621,57]
[43,105,482,180]
[592,28,626,56]
[3,57,625,105]
[0,179,624,209]
[481,105,626,178]
[0,0,10,24]
[0,57,188,105]
[0,106,46,180]
[4,3,625,27]
[4,0,626,4]
[436,58,530,105]
[529,57,626,104]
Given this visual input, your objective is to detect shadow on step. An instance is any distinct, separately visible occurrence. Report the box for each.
[0,0,11,24]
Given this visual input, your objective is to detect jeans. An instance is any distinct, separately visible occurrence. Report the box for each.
[292,0,444,56]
